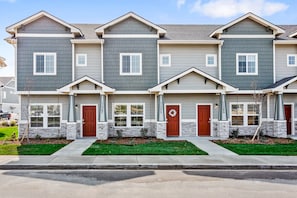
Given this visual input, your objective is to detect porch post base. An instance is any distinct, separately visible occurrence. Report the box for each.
[66,122,77,140]
[217,121,229,139]
[98,122,108,140]
[156,122,166,140]
[273,120,287,138]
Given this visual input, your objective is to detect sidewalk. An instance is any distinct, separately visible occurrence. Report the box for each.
[1,138,297,170]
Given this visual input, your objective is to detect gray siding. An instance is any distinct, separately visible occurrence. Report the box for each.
[20,95,68,120]
[221,38,273,89]
[223,19,273,35]
[2,87,18,104]
[17,37,72,91]
[104,38,158,90]
[160,44,218,82]
[275,45,297,81]
[107,94,155,120]
[18,16,71,34]
[164,94,219,119]
[75,44,101,81]
[106,17,157,34]
[162,72,223,91]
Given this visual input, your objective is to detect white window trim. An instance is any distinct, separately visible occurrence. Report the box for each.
[236,53,258,75]
[206,54,217,67]
[29,103,62,128]
[33,52,57,75]
[112,103,145,128]
[76,54,87,67]
[287,54,297,67]
[230,102,261,127]
[120,53,142,76]
[160,54,171,67]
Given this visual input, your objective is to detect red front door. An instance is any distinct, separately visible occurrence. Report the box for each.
[83,106,96,137]
[198,105,211,136]
[284,105,292,135]
[166,105,180,136]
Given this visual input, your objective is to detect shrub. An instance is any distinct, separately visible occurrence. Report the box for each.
[230,128,239,138]
[9,120,17,126]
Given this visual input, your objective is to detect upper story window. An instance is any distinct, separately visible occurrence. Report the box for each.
[287,54,297,67]
[76,54,87,66]
[206,54,217,67]
[236,53,258,75]
[120,53,142,75]
[160,54,171,67]
[33,53,56,75]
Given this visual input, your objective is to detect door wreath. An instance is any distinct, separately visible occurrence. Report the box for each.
[168,109,177,117]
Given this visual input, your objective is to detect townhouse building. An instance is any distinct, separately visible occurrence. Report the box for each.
[5,11,297,139]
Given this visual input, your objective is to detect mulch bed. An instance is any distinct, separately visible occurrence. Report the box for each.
[0,139,72,145]
[214,136,295,144]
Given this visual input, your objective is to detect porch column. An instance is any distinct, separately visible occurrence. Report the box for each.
[156,93,166,139]
[157,94,165,121]
[98,93,108,140]
[219,93,227,121]
[217,93,229,139]
[68,94,76,122]
[67,94,77,140]
[99,94,107,122]
[273,92,287,138]
[274,93,285,120]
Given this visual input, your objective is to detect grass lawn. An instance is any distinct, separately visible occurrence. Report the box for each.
[0,126,18,141]
[0,144,67,155]
[216,141,297,155]
[83,140,207,155]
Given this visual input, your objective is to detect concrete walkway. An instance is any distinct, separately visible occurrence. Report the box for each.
[52,138,96,156]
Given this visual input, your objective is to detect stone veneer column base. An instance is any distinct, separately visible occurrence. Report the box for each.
[97,122,108,140]
[66,122,77,140]
[156,122,166,140]
[217,121,229,139]
[273,120,287,138]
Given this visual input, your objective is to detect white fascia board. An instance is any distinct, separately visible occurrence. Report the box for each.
[274,40,297,44]
[162,90,225,94]
[16,33,74,38]
[209,12,285,38]
[158,40,223,45]
[103,34,159,38]
[220,35,274,38]
[17,91,60,95]
[113,91,150,94]
[95,12,166,35]
[6,11,82,36]
[289,31,297,38]
[71,39,104,44]
[229,90,264,94]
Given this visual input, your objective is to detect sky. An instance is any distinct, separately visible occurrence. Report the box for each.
[0,0,297,76]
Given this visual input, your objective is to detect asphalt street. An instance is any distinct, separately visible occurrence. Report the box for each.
[0,170,296,198]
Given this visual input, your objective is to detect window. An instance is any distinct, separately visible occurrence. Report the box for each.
[120,53,142,75]
[160,54,171,67]
[113,103,144,127]
[76,54,87,66]
[30,104,61,128]
[287,54,297,67]
[206,54,217,67]
[231,103,260,126]
[236,53,258,75]
[33,53,56,75]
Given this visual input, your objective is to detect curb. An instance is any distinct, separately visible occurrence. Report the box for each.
[1,164,297,170]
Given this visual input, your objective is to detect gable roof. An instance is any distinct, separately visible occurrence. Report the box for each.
[149,67,237,93]
[289,30,297,38]
[6,11,82,36]
[0,77,14,87]
[264,76,297,93]
[210,12,285,38]
[57,76,115,93]
[95,12,167,36]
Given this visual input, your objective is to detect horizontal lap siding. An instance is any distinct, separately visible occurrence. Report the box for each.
[160,44,218,82]
[75,44,101,81]
[104,38,158,90]
[223,19,273,35]
[17,37,72,91]
[275,45,297,81]
[221,38,273,89]
[107,94,155,120]
[164,94,219,119]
